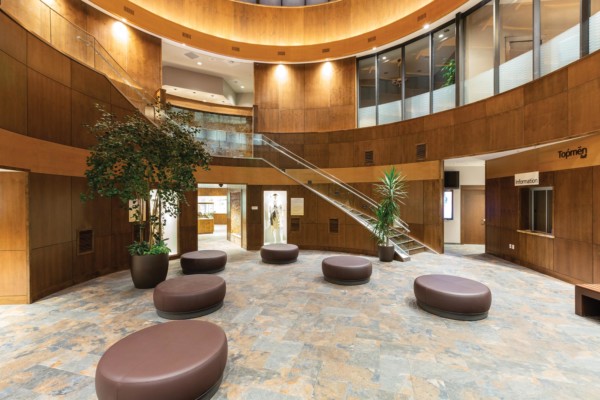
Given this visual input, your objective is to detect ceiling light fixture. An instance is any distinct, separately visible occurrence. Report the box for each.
[438,34,444,38]
[197,61,203,66]
[240,85,245,89]
[423,24,430,29]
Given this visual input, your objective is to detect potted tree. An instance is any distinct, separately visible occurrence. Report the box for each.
[372,166,407,262]
[82,101,211,288]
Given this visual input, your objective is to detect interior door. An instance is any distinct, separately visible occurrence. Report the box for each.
[461,185,485,244]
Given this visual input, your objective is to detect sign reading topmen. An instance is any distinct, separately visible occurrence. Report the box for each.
[558,146,587,160]
[515,171,539,186]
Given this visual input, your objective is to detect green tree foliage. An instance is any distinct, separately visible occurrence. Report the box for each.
[372,166,407,246]
[82,102,211,254]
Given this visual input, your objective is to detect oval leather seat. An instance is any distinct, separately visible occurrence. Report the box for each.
[181,250,227,274]
[260,243,299,264]
[153,275,226,319]
[414,274,492,321]
[95,320,228,400]
[322,255,372,285]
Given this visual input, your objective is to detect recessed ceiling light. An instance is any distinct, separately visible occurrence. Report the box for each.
[438,34,444,38]
[121,18,127,22]
[173,88,177,91]
[382,56,387,60]
[423,24,430,29]
[193,91,196,94]
[372,47,376,50]
[197,61,203,66]
[240,85,245,89]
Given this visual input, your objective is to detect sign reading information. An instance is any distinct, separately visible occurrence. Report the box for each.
[514,171,539,187]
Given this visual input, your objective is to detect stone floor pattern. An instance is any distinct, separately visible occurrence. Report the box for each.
[1,233,600,399]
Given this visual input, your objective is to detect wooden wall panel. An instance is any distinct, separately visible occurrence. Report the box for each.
[27,69,72,145]
[255,59,356,133]
[27,34,71,87]
[179,190,198,255]
[554,238,593,283]
[553,168,593,242]
[0,171,29,304]
[30,242,73,301]
[0,51,28,135]
[0,11,27,63]
[71,90,107,149]
[518,232,553,271]
[29,174,72,249]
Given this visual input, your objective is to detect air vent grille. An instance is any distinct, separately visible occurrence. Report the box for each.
[416,143,427,161]
[232,46,240,52]
[329,219,339,233]
[184,51,199,60]
[277,51,286,56]
[322,48,330,53]
[182,32,192,39]
[367,36,377,43]
[365,150,374,166]
[123,6,135,15]
[77,229,94,255]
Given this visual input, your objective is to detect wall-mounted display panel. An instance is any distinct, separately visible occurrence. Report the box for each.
[264,191,287,244]
[444,189,454,220]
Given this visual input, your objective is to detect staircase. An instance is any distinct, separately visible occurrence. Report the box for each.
[253,134,430,261]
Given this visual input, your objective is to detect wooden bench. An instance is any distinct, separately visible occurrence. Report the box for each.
[575,284,600,316]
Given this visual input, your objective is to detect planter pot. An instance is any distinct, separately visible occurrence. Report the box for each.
[131,254,169,289]
[378,245,395,262]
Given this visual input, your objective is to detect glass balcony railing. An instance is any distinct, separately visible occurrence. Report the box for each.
[0,0,154,115]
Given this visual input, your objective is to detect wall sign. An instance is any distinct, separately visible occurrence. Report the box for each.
[558,146,587,160]
[515,171,539,186]
[291,198,304,216]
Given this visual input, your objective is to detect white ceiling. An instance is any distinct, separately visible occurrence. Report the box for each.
[162,41,254,95]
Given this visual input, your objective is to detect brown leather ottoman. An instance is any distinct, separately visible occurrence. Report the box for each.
[181,250,227,274]
[95,320,227,400]
[414,274,492,321]
[260,244,299,264]
[322,255,372,285]
[153,275,226,320]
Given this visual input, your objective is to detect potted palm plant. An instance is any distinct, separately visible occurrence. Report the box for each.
[82,101,211,288]
[372,166,407,262]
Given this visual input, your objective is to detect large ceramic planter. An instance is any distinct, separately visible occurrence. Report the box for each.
[378,244,395,262]
[131,254,169,289]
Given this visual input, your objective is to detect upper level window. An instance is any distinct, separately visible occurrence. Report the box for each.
[530,187,553,234]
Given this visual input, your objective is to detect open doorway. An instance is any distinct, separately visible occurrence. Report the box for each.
[197,183,246,250]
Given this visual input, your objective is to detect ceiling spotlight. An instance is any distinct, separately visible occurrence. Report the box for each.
[197,61,203,66]
[382,56,387,60]
[372,47,376,50]
[121,18,127,23]
[423,24,430,29]
[240,85,245,89]
[438,34,444,38]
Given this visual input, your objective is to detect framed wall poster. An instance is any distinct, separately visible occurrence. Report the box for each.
[443,189,453,220]
[263,191,287,244]
[290,197,304,216]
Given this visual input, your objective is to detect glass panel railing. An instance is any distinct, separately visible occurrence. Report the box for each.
[378,100,402,125]
[541,23,580,76]
[358,105,377,127]
[590,9,600,53]
[252,134,417,257]
[195,129,254,158]
[0,0,153,115]
[432,84,455,113]
[499,50,533,93]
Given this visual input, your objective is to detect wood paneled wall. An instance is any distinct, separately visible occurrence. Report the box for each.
[87,0,466,62]
[486,134,600,284]
[1,0,161,95]
[0,171,29,304]
[28,174,131,302]
[245,178,443,254]
[255,59,356,133]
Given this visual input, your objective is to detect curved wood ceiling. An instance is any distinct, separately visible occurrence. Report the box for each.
[87,0,468,62]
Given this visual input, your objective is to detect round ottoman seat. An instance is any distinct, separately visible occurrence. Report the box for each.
[260,244,299,264]
[322,255,372,285]
[414,274,492,321]
[96,320,227,400]
[181,250,227,274]
[154,275,226,320]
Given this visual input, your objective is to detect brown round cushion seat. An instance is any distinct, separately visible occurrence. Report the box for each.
[181,250,227,274]
[95,320,227,400]
[260,244,299,264]
[322,255,372,285]
[414,274,492,321]
[153,275,226,320]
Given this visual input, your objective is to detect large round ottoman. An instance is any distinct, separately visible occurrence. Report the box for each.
[181,250,227,274]
[414,274,492,321]
[95,320,227,400]
[260,244,299,264]
[154,275,226,320]
[322,255,372,285]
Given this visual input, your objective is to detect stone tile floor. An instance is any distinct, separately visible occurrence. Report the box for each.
[1,233,600,399]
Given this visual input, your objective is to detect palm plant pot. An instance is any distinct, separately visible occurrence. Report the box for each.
[378,244,395,262]
[131,253,169,289]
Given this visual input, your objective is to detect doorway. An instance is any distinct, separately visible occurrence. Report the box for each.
[197,184,246,250]
[461,185,485,244]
